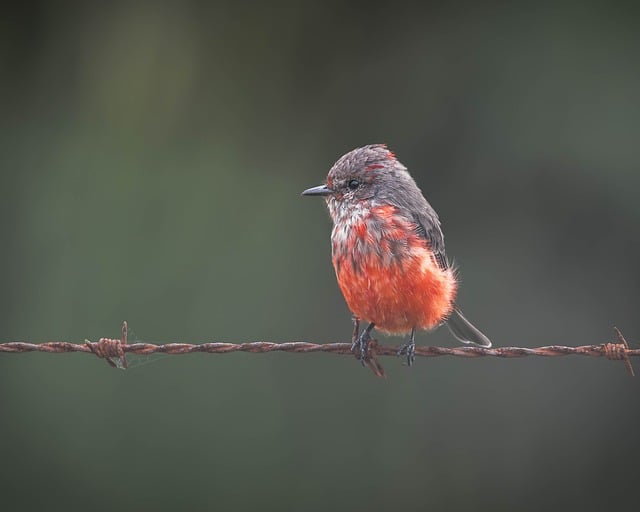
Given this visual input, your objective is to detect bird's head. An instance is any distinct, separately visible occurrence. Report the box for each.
[302,144,411,219]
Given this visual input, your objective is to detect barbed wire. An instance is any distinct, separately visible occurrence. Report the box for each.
[0,322,636,378]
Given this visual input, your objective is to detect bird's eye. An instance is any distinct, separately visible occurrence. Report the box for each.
[347,179,360,190]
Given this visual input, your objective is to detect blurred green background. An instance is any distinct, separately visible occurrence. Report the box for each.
[1,1,639,511]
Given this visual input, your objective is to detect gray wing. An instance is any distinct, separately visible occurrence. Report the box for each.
[374,167,448,268]
[381,174,491,347]
[413,213,492,347]
[412,213,449,270]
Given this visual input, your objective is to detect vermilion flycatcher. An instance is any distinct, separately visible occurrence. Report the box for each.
[303,144,491,366]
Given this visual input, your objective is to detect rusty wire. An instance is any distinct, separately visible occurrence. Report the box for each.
[0,322,636,378]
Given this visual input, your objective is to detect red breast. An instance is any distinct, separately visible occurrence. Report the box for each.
[332,205,457,334]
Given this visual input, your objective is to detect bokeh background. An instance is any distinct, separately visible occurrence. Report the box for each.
[1,1,639,510]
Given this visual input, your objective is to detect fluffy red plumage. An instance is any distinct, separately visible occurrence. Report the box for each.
[333,205,456,334]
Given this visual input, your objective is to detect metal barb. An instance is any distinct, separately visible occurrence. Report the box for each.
[84,321,128,369]
[359,339,386,378]
[611,327,634,377]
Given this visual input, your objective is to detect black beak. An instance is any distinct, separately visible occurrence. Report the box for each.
[301,184,332,197]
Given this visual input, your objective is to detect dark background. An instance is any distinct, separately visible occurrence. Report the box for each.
[1,1,639,511]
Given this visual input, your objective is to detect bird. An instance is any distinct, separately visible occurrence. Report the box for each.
[302,144,491,366]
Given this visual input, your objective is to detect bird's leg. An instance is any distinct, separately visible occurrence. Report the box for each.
[397,327,416,366]
[351,315,360,349]
[352,322,375,365]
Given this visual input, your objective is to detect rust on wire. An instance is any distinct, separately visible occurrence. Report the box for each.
[85,321,128,369]
[0,321,637,377]
[609,327,635,377]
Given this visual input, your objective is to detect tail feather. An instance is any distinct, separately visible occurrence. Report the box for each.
[446,307,491,348]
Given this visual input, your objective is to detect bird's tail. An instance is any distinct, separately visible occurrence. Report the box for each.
[446,306,491,348]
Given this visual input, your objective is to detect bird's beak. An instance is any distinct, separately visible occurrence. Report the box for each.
[301,184,332,197]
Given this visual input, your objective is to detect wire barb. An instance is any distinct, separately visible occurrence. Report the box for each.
[1,322,637,378]
[85,321,128,369]
[606,326,635,377]
[354,339,386,378]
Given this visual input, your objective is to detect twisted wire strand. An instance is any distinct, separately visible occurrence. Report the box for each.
[0,322,636,377]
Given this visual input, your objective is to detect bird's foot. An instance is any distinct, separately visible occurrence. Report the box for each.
[397,329,416,366]
[351,322,374,365]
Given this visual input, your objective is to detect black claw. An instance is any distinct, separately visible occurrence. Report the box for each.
[397,328,416,366]
[406,343,415,366]
[352,322,374,365]
[354,331,370,365]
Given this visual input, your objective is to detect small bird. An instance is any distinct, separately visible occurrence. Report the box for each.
[302,144,491,366]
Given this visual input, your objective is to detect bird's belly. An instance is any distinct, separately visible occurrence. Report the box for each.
[334,249,457,334]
